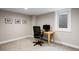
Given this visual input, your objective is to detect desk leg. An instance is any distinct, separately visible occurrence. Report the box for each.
[48,34,50,45]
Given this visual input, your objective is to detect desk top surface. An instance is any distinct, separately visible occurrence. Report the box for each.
[44,31,54,34]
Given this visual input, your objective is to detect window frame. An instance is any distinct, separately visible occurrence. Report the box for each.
[55,9,71,32]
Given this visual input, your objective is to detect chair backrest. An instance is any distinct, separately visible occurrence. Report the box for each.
[33,26,41,38]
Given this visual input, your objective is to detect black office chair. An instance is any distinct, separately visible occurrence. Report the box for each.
[33,26,44,46]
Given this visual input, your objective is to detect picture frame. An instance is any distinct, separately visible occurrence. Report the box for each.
[0,18,4,24]
[22,19,27,24]
[15,19,21,24]
[5,18,13,24]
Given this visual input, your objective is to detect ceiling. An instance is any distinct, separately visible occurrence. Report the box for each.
[0,8,61,15]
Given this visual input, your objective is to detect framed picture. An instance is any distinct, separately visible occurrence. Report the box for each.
[22,19,27,24]
[15,19,21,24]
[0,18,4,24]
[5,18,13,24]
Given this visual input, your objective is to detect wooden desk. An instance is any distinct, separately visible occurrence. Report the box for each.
[44,31,54,45]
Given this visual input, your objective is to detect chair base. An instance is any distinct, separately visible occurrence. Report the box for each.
[33,40,44,46]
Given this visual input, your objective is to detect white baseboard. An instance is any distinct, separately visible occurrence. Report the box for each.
[55,40,79,49]
[0,35,32,45]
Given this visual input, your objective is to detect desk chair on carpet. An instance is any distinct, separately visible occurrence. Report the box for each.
[33,26,44,46]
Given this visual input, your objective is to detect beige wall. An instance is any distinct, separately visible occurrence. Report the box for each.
[55,8,79,46]
[36,12,55,31]
[0,10,32,42]
[36,9,79,47]
[31,16,37,35]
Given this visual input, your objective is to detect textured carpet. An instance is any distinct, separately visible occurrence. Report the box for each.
[0,37,78,51]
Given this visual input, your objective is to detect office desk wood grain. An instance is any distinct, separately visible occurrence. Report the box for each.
[44,31,54,45]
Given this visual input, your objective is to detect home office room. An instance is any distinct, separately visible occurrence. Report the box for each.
[0,0,79,59]
[0,8,78,51]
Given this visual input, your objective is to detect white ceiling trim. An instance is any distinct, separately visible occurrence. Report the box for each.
[0,8,63,15]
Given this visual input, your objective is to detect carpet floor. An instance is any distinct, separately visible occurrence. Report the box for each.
[0,37,78,51]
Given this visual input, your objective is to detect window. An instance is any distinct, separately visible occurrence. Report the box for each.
[55,9,71,32]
